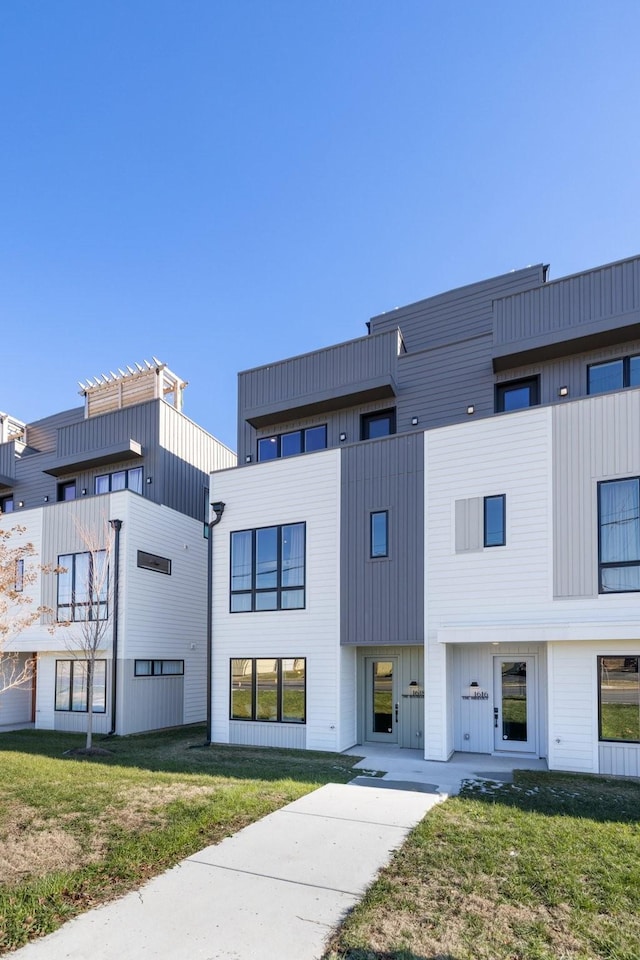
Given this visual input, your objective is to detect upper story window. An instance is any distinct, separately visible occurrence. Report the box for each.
[57,481,76,502]
[598,477,640,593]
[0,496,13,514]
[599,656,639,743]
[370,511,389,558]
[230,523,305,612]
[137,550,171,575]
[135,659,183,676]
[95,467,143,495]
[495,377,540,413]
[588,355,640,395]
[15,558,24,592]
[361,409,396,440]
[257,425,326,462]
[57,550,108,621]
[484,495,506,547]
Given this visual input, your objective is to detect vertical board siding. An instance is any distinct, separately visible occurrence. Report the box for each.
[495,256,640,346]
[229,722,306,749]
[553,390,640,598]
[210,450,342,752]
[0,658,32,724]
[55,401,159,458]
[120,663,184,735]
[599,743,640,777]
[338,646,357,750]
[340,434,424,646]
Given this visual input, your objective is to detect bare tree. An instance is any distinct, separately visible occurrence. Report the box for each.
[62,519,114,752]
[0,518,49,695]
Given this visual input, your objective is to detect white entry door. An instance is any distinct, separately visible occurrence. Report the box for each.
[493,657,537,754]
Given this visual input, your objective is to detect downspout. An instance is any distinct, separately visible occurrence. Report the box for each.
[109,519,122,735]
[205,501,226,745]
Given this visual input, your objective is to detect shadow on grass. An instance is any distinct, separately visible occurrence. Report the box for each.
[328,950,458,959]
[460,768,640,824]
[0,725,362,784]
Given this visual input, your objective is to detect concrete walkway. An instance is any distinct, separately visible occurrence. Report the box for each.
[9,747,546,960]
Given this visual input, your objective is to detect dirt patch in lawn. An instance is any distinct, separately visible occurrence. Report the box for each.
[0,783,219,884]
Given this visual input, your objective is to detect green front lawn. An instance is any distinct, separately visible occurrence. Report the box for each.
[0,726,359,953]
[325,771,640,960]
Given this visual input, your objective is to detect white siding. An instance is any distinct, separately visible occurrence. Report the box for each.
[210,450,341,751]
[0,656,32,725]
[547,640,640,775]
[338,646,357,751]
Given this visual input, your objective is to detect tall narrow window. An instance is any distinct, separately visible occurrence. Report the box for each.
[484,495,506,547]
[14,558,24,592]
[230,523,305,612]
[370,511,389,558]
[599,478,640,592]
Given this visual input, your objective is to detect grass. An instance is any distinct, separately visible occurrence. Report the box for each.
[0,725,360,953]
[324,770,640,960]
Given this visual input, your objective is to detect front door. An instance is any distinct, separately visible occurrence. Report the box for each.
[493,657,537,754]
[365,657,398,743]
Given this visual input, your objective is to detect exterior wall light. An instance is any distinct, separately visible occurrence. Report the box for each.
[17,501,24,508]
[411,417,419,426]
[339,432,347,442]
[558,386,569,397]
[245,455,252,463]
[466,405,475,415]
[146,477,153,484]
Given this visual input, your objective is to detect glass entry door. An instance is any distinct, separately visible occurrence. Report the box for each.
[365,658,398,743]
[493,657,537,753]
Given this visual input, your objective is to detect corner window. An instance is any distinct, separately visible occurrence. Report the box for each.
[57,551,108,621]
[361,409,396,440]
[137,551,171,575]
[134,659,184,676]
[484,495,506,547]
[0,496,13,514]
[230,657,306,723]
[95,467,143,495]
[257,425,327,462]
[57,481,77,502]
[588,355,640,395]
[55,659,106,712]
[370,511,389,558]
[598,478,640,593]
[231,523,305,612]
[495,377,539,413]
[599,656,639,742]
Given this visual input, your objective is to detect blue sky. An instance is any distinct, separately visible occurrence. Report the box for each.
[2,1,639,449]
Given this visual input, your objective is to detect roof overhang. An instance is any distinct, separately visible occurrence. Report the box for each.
[43,439,143,477]
[0,474,13,490]
[492,318,640,373]
[245,375,398,429]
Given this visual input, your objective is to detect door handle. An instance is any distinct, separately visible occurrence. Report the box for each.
[493,707,499,729]
[395,702,398,723]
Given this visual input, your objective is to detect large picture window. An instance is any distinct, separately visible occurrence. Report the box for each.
[598,478,640,593]
[588,355,640,395]
[230,658,306,723]
[230,523,305,612]
[55,659,106,713]
[599,656,640,743]
[57,551,108,621]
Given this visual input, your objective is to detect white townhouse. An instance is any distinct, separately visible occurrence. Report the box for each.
[209,254,640,777]
[1,361,235,734]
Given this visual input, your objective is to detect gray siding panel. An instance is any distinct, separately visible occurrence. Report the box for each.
[553,389,640,598]
[340,434,424,645]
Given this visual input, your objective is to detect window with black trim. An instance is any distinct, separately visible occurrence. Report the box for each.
[57,480,77,502]
[137,551,171,575]
[95,466,143,495]
[0,496,13,514]
[230,523,305,612]
[370,511,389,558]
[57,551,108,621]
[588,355,640,395]
[230,657,306,723]
[495,377,540,413]
[55,659,106,712]
[15,559,24,592]
[484,495,506,547]
[361,409,396,440]
[598,477,640,592]
[257,425,327,462]
[599,656,639,742]
[134,659,184,676]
